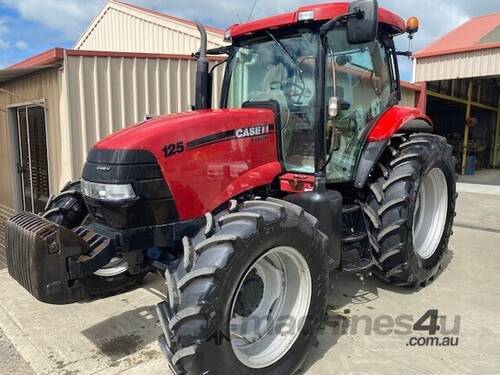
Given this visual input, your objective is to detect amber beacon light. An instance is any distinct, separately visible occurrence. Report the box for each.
[406,16,420,35]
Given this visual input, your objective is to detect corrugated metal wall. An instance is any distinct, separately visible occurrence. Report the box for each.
[0,68,62,202]
[401,86,417,107]
[0,68,61,261]
[415,48,500,82]
[78,6,224,55]
[63,54,226,178]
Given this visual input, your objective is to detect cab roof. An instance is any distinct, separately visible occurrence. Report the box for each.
[228,2,405,39]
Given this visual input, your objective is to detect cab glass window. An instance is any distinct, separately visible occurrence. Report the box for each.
[226,29,319,173]
[325,28,393,182]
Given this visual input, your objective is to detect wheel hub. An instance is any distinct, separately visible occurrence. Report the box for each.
[234,270,265,317]
[230,246,311,368]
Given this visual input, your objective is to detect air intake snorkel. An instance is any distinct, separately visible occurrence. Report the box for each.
[194,22,211,110]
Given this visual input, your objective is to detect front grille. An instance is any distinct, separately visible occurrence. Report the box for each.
[82,149,178,229]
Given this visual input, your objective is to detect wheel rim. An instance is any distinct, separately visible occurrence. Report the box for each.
[230,246,312,368]
[412,167,448,259]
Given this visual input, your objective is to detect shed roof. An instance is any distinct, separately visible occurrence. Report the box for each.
[1,48,226,83]
[113,0,224,35]
[6,48,224,70]
[414,13,500,58]
[74,0,224,52]
[9,48,64,69]
[0,48,64,83]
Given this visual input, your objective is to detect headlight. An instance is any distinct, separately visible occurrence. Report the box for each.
[81,180,136,201]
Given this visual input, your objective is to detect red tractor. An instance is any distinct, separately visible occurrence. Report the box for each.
[5,1,456,374]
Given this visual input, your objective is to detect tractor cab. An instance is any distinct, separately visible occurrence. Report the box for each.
[216,0,406,183]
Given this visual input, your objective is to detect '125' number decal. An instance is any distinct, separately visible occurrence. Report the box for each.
[163,142,184,157]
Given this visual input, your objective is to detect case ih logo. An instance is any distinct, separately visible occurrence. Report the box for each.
[171,123,276,156]
[235,124,274,139]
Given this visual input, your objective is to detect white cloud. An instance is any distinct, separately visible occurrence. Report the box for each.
[15,40,28,50]
[0,0,102,40]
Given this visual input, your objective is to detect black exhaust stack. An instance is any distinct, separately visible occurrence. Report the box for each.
[195,22,211,110]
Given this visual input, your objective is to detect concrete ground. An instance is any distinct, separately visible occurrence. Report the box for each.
[458,168,500,186]
[1,184,500,374]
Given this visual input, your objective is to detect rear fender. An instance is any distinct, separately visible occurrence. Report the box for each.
[354,106,433,188]
[367,106,432,142]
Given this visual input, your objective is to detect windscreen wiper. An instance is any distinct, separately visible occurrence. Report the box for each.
[265,30,303,77]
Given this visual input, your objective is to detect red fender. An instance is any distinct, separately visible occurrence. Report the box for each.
[367,106,432,142]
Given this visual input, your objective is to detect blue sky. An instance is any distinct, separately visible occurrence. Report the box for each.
[0,6,71,67]
[0,0,498,80]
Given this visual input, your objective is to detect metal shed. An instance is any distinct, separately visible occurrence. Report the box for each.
[413,13,500,173]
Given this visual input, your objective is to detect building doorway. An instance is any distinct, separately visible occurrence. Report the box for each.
[426,77,500,175]
[14,105,50,213]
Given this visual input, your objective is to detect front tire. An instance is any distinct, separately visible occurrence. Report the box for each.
[365,133,457,287]
[157,198,329,374]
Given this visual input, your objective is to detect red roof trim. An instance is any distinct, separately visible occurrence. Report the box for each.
[114,0,224,36]
[65,49,226,61]
[8,48,226,69]
[9,48,64,69]
[414,43,500,59]
[229,3,405,38]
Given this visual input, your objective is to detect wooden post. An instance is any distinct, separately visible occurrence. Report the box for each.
[493,96,500,168]
[461,81,473,175]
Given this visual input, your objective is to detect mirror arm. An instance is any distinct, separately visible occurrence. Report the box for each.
[192,46,231,59]
[396,51,412,57]
[319,10,364,35]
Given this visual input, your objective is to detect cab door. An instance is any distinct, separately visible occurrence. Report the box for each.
[324,28,394,182]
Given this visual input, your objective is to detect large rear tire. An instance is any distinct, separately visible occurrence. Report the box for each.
[365,133,457,287]
[157,198,329,375]
[42,181,145,296]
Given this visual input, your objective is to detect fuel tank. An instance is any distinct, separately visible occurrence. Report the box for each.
[91,109,282,220]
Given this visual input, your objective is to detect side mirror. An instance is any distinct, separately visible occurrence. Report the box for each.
[347,0,378,44]
[328,96,339,118]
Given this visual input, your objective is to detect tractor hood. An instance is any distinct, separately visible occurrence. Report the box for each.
[94,109,275,151]
[90,109,282,220]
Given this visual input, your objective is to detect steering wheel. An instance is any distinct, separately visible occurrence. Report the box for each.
[286,82,306,104]
[270,80,306,106]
